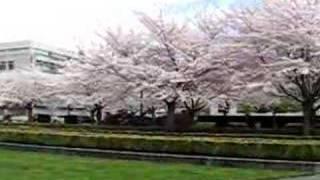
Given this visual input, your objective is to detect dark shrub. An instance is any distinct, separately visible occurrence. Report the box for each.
[271,99,302,113]
[255,104,271,113]
[78,116,94,124]
[36,114,51,123]
[237,103,255,114]
[174,113,194,131]
[103,109,130,125]
[64,115,78,124]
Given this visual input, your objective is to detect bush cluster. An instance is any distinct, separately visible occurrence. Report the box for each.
[237,99,302,114]
[0,129,319,161]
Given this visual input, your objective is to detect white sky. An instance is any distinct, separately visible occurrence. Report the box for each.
[0,0,239,50]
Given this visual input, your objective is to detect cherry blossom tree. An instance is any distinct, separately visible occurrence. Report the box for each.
[62,8,247,130]
[88,13,245,131]
[222,0,320,135]
[58,55,137,123]
[0,70,57,122]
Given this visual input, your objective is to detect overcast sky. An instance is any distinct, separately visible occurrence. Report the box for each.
[0,0,258,50]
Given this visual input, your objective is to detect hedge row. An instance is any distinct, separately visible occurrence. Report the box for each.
[0,129,320,161]
[0,123,313,139]
[2,123,320,140]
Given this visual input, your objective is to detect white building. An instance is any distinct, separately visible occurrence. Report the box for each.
[0,40,78,73]
[264,0,287,4]
[0,40,84,120]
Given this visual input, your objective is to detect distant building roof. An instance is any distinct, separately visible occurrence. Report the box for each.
[0,40,78,59]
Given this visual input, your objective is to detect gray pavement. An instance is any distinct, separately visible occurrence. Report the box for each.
[281,174,320,180]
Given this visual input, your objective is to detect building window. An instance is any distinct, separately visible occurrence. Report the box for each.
[36,60,58,73]
[0,62,6,71]
[8,61,14,70]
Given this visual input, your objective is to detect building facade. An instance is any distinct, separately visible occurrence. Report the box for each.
[264,0,286,4]
[0,40,78,73]
[0,41,85,120]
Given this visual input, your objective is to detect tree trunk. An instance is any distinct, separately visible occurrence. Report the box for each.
[165,101,176,131]
[189,111,195,121]
[302,102,314,136]
[96,108,102,124]
[27,107,33,122]
[3,108,11,123]
[90,109,95,122]
[150,107,156,124]
[26,102,33,122]
[139,91,144,119]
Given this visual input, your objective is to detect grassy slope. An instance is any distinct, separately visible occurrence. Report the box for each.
[0,149,299,180]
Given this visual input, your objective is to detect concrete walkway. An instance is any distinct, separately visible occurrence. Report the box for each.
[281,174,320,180]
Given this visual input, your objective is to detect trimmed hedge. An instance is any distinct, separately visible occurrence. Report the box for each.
[0,123,306,138]
[0,128,320,161]
[1,123,320,139]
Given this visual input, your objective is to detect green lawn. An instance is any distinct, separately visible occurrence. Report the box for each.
[0,149,300,180]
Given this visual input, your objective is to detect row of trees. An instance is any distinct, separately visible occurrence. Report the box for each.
[1,0,320,135]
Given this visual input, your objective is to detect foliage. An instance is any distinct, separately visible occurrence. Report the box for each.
[0,70,58,106]
[221,0,320,135]
[237,97,302,114]
[0,70,61,122]
[255,105,271,113]
[237,103,256,114]
[3,0,319,134]
[271,99,302,113]
[59,11,249,131]
[1,128,320,161]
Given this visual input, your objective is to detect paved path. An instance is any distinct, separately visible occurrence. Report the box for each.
[281,174,320,180]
